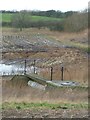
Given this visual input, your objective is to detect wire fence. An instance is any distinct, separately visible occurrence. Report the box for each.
[1,35,72,80]
[1,35,88,84]
[0,58,72,81]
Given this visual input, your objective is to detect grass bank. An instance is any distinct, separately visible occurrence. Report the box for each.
[2,102,88,110]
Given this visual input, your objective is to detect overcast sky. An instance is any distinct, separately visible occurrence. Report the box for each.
[0,0,89,12]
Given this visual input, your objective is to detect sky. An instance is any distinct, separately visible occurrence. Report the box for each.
[0,0,89,12]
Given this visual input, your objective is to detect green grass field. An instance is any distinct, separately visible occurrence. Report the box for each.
[1,13,63,22]
[1,13,13,22]
[2,102,88,110]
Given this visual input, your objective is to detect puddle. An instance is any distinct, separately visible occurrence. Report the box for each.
[46,80,79,87]
[0,63,39,76]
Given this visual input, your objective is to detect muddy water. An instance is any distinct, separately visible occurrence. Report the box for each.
[0,63,39,76]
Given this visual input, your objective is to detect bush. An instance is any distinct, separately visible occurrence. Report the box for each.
[64,13,88,32]
[2,22,11,27]
[48,21,64,31]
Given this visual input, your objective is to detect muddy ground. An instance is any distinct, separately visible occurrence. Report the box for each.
[1,28,88,84]
[2,108,89,118]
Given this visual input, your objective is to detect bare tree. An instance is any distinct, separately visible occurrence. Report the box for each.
[64,12,88,32]
[12,10,31,31]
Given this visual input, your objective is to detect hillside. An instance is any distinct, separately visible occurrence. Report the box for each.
[2,28,88,85]
[1,26,88,118]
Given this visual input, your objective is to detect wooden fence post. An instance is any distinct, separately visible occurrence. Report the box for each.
[24,59,27,75]
[34,60,36,74]
[50,67,53,81]
[61,66,64,81]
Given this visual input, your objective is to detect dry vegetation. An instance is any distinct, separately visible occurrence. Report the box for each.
[2,76,88,118]
[2,28,88,84]
[1,28,89,118]
[2,76,88,103]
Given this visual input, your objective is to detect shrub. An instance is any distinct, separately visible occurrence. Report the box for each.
[64,13,88,32]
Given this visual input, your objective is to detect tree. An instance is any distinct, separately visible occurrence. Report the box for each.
[11,10,31,31]
[64,12,88,32]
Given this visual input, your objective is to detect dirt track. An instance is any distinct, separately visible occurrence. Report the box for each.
[2,108,88,118]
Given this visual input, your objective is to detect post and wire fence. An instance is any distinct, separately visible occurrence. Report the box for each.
[1,58,69,81]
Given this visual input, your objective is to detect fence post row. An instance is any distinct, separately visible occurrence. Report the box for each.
[2,56,65,81]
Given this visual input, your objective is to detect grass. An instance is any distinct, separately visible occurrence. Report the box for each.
[1,13,13,22]
[31,15,62,22]
[2,102,88,110]
[60,40,89,52]
[1,13,63,22]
